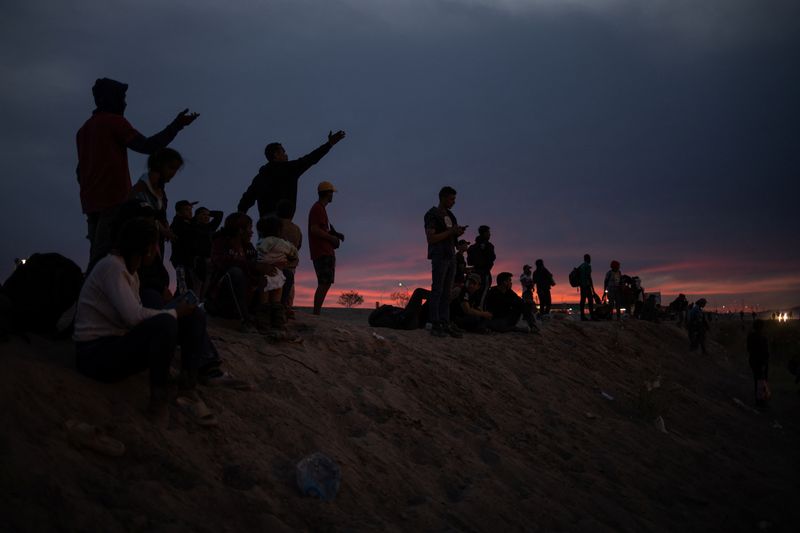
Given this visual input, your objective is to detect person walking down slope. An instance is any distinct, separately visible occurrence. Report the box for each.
[237,130,346,220]
[76,77,199,271]
[578,254,596,321]
[424,186,466,338]
[747,319,771,409]
[604,260,623,320]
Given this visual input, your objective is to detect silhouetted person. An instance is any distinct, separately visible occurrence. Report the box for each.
[277,199,302,317]
[454,239,470,288]
[532,259,555,316]
[77,77,198,271]
[485,272,538,333]
[578,254,595,321]
[424,186,466,338]
[309,181,343,315]
[520,264,535,315]
[467,225,495,309]
[192,206,223,301]
[671,293,689,326]
[237,131,346,220]
[747,319,770,408]
[604,260,622,320]
[451,274,492,333]
[170,199,199,293]
[688,298,709,353]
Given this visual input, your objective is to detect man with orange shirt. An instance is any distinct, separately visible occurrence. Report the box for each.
[76,77,199,271]
[308,181,344,315]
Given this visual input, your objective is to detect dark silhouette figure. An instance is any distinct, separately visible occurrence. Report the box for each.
[688,298,709,353]
[467,225,495,309]
[237,130,346,220]
[747,320,770,408]
[424,186,466,338]
[532,259,555,316]
[308,181,343,315]
[578,254,595,321]
[76,77,198,271]
[485,272,538,333]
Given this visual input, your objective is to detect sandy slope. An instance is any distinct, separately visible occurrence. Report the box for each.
[1,311,798,532]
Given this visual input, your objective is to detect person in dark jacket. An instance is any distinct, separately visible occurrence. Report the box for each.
[485,272,538,333]
[192,206,223,300]
[237,130,346,220]
[170,200,198,293]
[578,254,596,321]
[467,225,495,309]
[531,259,555,317]
[747,319,770,408]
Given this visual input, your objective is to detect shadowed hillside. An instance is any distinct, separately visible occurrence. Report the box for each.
[1,312,798,532]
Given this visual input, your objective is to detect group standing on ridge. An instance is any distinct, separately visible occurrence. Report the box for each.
[10,75,764,426]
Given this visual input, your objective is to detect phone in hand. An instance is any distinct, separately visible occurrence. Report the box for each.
[165,290,199,309]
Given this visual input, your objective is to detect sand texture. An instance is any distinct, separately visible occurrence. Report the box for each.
[1,311,798,532]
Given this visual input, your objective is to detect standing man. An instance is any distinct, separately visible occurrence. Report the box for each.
[467,225,495,309]
[76,77,199,271]
[532,259,555,317]
[578,253,595,321]
[238,130,346,220]
[308,181,343,315]
[424,186,466,338]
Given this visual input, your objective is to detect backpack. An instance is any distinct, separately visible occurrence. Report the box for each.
[2,253,84,336]
[568,267,581,288]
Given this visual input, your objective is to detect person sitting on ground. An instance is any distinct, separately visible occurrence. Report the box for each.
[688,298,709,353]
[206,212,273,333]
[255,216,298,330]
[531,259,555,317]
[747,319,770,409]
[192,206,223,300]
[451,273,492,333]
[604,260,623,320]
[277,200,302,318]
[73,217,213,423]
[170,199,199,293]
[485,272,538,333]
[368,288,431,330]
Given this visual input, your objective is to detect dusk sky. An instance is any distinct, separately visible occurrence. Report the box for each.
[2,0,799,310]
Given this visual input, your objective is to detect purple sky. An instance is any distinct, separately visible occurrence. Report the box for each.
[1,0,799,310]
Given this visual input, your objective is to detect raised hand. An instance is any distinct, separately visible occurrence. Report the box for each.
[328,130,346,146]
[174,108,200,128]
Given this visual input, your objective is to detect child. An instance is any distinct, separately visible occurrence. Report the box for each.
[255,216,299,328]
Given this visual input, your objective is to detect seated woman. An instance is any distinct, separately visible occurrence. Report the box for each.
[206,212,273,332]
[73,217,215,425]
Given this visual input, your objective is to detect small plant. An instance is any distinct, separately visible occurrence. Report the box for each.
[338,290,364,308]
[389,290,410,308]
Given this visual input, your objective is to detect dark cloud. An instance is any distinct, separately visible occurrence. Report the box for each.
[1,0,798,307]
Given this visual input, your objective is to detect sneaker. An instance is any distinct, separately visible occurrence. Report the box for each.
[430,323,447,337]
[200,370,251,390]
[442,323,463,339]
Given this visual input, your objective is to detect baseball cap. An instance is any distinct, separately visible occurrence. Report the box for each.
[175,200,198,210]
[318,181,337,193]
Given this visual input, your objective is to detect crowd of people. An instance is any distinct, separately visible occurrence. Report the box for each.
[69,77,776,424]
[72,78,346,424]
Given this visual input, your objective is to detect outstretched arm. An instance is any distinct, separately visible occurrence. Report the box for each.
[127,109,199,154]
[290,130,347,174]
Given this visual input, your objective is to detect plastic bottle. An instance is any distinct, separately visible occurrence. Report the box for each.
[296,452,341,501]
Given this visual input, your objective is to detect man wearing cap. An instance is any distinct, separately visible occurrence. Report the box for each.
[309,181,344,315]
[76,77,199,271]
[238,130,346,220]
[170,200,199,293]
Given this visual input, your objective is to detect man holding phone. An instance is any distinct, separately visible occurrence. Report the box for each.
[424,186,466,338]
